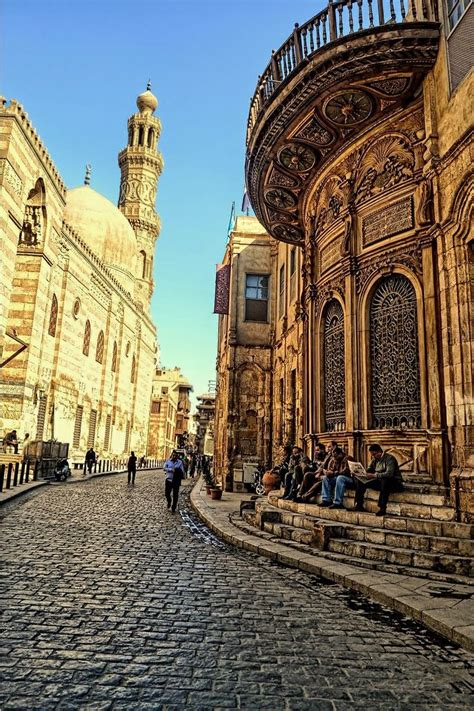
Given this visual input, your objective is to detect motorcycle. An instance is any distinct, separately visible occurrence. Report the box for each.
[54,458,71,482]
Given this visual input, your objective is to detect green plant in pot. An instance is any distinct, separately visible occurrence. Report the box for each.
[203,468,214,494]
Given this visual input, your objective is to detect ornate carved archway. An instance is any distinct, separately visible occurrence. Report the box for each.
[323,299,346,432]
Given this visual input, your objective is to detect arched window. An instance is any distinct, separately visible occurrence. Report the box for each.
[96,330,104,364]
[111,341,118,373]
[138,126,144,146]
[128,126,133,145]
[83,320,91,356]
[48,294,58,337]
[323,300,345,431]
[147,128,154,148]
[139,250,147,279]
[370,275,421,429]
[131,355,136,383]
[20,178,46,246]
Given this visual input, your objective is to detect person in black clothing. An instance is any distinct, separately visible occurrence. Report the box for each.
[353,443,404,516]
[4,430,19,453]
[164,451,185,512]
[85,448,96,475]
[127,451,137,485]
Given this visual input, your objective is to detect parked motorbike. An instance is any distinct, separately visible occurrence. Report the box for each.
[54,458,71,482]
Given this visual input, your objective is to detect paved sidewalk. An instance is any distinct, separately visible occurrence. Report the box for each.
[191,478,474,653]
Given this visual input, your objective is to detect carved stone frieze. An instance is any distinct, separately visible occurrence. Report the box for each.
[0,159,23,198]
[293,116,334,146]
[362,196,414,246]
[271,223,303,243]
[278,143,316,172]
[314,280,345,312]
[267,166,300,189]
[355,134,415,204]
[264,187,297,210]
[367,77,410,96]
[355,245,422,294]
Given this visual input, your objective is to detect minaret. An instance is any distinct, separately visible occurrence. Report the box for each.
[118,82,163,309]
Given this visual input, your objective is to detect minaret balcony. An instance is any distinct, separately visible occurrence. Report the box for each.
[245,0,440,244]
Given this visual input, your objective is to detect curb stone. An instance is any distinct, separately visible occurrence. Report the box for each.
[190,477,474,654]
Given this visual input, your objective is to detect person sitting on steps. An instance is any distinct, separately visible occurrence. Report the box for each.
[319,446,350,508]
[353,443,403,517]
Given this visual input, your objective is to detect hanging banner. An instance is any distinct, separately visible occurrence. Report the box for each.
[213,263,231,314]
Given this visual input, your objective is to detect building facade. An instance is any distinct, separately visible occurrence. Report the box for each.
[0,85,163,460]
[194,393,215,457]
[147,367,193,459]
[242,0,473,518]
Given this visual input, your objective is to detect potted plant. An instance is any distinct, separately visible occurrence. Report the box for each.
[203,468,214,495]
[210,486,223,501]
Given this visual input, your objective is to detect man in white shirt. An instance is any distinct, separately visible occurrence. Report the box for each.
[163,451,185,513]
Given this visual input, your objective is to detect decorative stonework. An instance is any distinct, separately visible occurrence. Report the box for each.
[368,77,410,95]
[272,223,303,243]
[320,236,344,273]
[267,166,300,188]
[355,246,423,294]
[0,159,23,198]
[355,134,415,204]
[278,143,316,172]
[324,90,373,126]
[264,187,297,210]
[294,116,334,146]
[362,196,414,246]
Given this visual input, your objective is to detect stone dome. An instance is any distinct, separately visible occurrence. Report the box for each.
[136,85,158,115]
[64,186,137,292]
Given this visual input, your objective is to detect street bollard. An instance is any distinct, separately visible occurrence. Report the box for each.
[13,462,19,487]
[6,463,13,489]
[0,464,4,492]
[19,461,25,485]
[34,461,39,481]
[25,461,30,483]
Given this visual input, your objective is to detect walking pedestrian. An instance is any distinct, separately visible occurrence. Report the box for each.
[127,451,137,485]
[163,451,185,512]
[84,447,96,475]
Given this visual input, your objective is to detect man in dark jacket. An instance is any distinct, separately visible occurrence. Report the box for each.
[127,451,137,485]
[353,444,403,516]
[85,448,96,475]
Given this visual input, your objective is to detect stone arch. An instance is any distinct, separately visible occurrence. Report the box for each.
[20,177,47,246]
[147,128,154,148]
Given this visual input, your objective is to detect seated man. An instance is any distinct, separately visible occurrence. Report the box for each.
[320,447,350,507]
[282,446,302,498]
[353,444,403,516]
[4,430,19,454]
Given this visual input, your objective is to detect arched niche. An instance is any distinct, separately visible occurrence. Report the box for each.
[19,178,47,246]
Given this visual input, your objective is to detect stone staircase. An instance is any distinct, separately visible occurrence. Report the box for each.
[238,483,474,583]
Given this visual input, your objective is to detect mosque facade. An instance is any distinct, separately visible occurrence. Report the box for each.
[0,85,163,460]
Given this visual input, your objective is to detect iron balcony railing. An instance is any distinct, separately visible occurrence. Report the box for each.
[246,0,439,143]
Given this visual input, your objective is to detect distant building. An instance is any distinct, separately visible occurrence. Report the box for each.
[147,367,193,459]
[194,393,215,456]
[213,216,302,489]
[0,85,163,459]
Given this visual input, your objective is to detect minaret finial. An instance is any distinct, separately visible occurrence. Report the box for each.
[147,79,151,91]
[84,164,91,186]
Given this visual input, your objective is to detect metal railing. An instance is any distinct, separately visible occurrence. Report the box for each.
[0,457,165,494]
[247,0,439,142]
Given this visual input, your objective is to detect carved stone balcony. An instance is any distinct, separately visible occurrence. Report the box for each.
[245,0,440,244]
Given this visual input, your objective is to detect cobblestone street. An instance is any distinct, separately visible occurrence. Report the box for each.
[1,471,473,710]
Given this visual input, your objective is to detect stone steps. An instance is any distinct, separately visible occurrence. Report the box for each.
[244,491,474,581]
[235,512,473,585]
[327,538,472,577]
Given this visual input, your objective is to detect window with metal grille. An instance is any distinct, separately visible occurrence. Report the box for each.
[323,300,346,432]
[103,414,112,451]
[48,294,58,336]
[278,265,286,318]
[131,355,136,383]
[96,331,104,364]
[370,276,421,429]
[446,0,471,31]
[36,395,47,439]
[83,320,91,356]
[290,248,296,302]
[245,274,269,322]
[87,409,97,449]
[446,2,473,91]
[151,401,161,414]
[73,405,83,448]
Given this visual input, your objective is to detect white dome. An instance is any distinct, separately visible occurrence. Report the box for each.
[64,186,137,292]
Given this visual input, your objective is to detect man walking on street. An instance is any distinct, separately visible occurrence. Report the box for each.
[84,447,96,475]
[164,451,185,512]
[127,451,137,485]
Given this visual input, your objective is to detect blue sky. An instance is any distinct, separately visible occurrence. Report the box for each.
[2,0,321,404]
